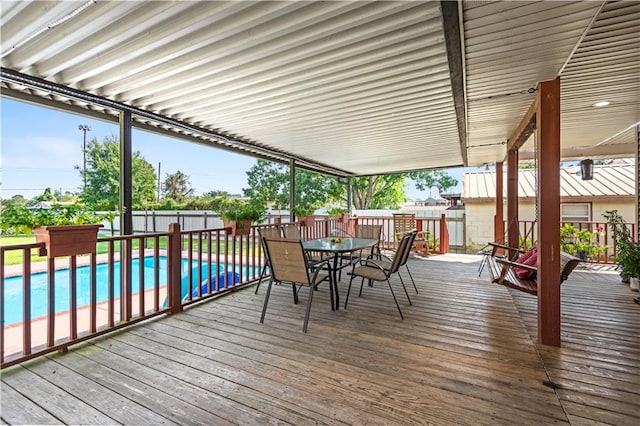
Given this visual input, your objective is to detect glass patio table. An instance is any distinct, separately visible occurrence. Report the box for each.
[302,237,377,310]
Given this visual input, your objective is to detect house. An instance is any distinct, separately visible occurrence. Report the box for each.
[462,161,637,250]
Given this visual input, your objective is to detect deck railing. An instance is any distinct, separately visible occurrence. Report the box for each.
[0,215,448,368]
[517,220,637,264]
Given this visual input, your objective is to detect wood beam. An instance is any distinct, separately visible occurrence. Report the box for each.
[494,161,504,243]
[507,95,538,152]
[537,78,561,347]
[635,126,640,242]
[507,151,519,259]
[441,1,468,165]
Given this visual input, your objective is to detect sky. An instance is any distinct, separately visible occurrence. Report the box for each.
[1,97,473,201]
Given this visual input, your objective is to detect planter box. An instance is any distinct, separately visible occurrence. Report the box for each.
[35,224,103,258]
[330,213,349,224]
[223,219,253,236]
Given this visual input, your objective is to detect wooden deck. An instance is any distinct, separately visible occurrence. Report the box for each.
[2,254,639,425]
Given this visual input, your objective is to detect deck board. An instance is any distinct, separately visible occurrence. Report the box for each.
[2,254,638,425]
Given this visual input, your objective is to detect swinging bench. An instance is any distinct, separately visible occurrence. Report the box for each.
[481,130,582,296]
[485,242,581,295]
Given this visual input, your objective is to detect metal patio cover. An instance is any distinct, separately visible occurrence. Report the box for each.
[1,1,638,177]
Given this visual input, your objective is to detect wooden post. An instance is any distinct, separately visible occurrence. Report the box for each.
[507,149,519,259]
[495,161,505,243]
[168,223,183,314]
[635,125,639,242]
[439,213,450,253]
[537,77,561,347]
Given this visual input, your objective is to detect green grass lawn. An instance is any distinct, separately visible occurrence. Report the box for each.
[1,235,257,266]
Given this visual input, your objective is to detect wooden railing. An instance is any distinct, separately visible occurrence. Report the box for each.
[0,215,449,368]
[517,220,637,264]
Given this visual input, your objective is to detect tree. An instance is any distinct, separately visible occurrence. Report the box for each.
[244,160,409,210]
[2,194,27,207]
[79,135,157,210]
[348,175,408,209]
[410,170,459,195]
[244,160,335,211]
[162,170,194,203]
[203,190,231,198]
[33,188,57,203]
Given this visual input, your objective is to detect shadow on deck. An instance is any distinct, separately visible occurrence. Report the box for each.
[2,254,638,425]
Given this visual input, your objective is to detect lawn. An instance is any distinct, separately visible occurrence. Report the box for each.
[0,235,257,266]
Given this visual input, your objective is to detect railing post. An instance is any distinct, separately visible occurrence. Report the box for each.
[168,223,182,314]
[439,214,450,254]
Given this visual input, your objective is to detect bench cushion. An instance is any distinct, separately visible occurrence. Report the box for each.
[515,247,537,279]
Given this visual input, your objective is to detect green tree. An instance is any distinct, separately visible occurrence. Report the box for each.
[33,188,57,203]
[243,160,334,211]
[244,160,411,210]
[330,175,408,210]
[162,170,193,203]
[79,135,157,209]
[410,170,459,195]
[53,189,77,203]
[1,194,27,207]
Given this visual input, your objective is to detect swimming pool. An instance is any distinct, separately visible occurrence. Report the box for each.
[2,257,254,326]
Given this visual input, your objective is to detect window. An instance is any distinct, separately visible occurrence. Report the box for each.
[561,203,590,223]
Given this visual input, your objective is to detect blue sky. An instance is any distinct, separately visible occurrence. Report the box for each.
[1,98,471,201]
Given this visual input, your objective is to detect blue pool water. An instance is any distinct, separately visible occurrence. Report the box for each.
[2,257,253,326]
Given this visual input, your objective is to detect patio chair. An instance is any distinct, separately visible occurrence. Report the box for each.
[367,230,419,294]
[345,231,414,319]
[338,224,383,280]
[254,226,284,294]
[392,213,429,255]
[260,237,332,332]
[282,222,327,266]
[281,223,302,239]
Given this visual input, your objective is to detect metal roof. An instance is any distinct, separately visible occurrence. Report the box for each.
[1,1,639,177]
[462,161,636,200]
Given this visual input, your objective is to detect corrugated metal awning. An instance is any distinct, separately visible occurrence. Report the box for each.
[1,1,638,175]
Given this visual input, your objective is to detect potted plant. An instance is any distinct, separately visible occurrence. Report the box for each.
[0,204,110,257]
[560,224,605,260]
[326,206,349,223]
[604,209,639,289]
[213,196,266,236]
[293,205,318,227]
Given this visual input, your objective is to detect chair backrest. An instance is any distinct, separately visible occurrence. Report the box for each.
[263,238,310,285]
[393,213,417,234]
[281,223,302,239]
[388,232,414,274]
[398,230,418,267]
[258,226,282,240]
[356,224,382,242]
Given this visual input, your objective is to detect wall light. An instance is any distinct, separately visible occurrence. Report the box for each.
[592,101,610,107]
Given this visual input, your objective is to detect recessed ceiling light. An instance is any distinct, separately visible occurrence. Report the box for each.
[593,101,610,107]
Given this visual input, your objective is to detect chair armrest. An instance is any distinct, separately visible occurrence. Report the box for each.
[495,258,538,272]
[488,242,525,256]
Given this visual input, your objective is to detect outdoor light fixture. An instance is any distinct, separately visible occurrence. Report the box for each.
[580,159,594,180]
[592,101,610,107]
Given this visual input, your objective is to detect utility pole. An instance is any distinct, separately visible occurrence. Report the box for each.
[78,124,91,191]
[157,161,161,201]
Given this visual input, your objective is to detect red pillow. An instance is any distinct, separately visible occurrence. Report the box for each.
[515,247,537,279]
